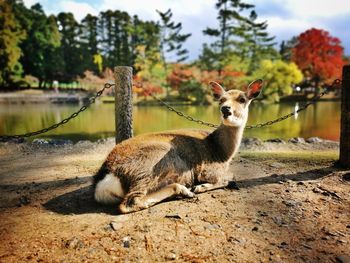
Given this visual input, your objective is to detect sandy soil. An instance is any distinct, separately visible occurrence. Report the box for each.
[0,138,349,263]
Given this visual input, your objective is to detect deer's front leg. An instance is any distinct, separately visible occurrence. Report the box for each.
[193,182,229,193]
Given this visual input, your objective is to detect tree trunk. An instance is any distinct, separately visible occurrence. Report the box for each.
[339,65,350,167]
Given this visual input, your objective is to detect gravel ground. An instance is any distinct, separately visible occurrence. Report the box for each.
[0,137,349,263]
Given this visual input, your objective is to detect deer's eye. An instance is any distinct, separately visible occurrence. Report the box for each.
[219,98,227,104]
[238,97,246,104]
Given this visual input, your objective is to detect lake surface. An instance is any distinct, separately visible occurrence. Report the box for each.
[0,101,341,142]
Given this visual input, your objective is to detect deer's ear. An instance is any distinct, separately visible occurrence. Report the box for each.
[209,81,225,100]
[247,79,263,99]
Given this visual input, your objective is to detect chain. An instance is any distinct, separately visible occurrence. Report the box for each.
[0,78,342,142]
[143,89,218,128]
[0,83,114,142]
[141,79,342,129]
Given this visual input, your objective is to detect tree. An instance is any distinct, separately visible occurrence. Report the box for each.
[81,14,101,74]
[0,0,26,87]
[57,12,84,82]
[156,9,191,97]
[18,4,61,87]
[98,10,133,69]
[237,10,277,72]
[129,15,160,69]
[279,37,297,61]
[201,0,277,73]
[133,45,165,99]
[252,59,303,102]
[292,28,344,91]
[157,9,191,63]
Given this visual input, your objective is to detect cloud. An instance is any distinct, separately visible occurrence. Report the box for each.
[21,0,350,57]
[58,1,98,21]
[99,0,213,20]
[284,0,350,18]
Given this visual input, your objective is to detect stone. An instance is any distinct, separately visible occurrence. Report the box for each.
[272,216,288,227]
[122,237,130,248]
[205,224,221,230]
[32,139,49,145]
[257,211,268,217]
[65,237,84,249]
[306,137,323,143]
[241,137,263,146]
[266,138,285,143]
[277,241,288,248]
[19,196,30,205]
[110,221,123,231]
[282,200,300,207]
[288,137,305,143]
[165,252,177,260]
[270,162,285,168]
[49,139,73,146]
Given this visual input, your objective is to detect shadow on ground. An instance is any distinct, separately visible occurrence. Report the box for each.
[43,165,339,216]
[43,185,120,215]
[237,166,339,189]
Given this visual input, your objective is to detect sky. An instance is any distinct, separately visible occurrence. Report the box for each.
[22,0,350,61]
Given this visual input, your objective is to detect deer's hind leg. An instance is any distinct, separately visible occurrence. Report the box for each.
[119,183,194,214]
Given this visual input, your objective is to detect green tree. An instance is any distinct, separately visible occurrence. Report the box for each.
[156,9,191,96]
[252,59,303,102]
[201,0,277,73]
[157,9,191,63]
[279,37,297,61]
[129,15,160,68]
[19,4,61,87]
[237,10,277,72]
[57,12,84,81]
[98,10,133,69]
[81,14,101,74]
[201,0,254,71]
[0,0,26,87]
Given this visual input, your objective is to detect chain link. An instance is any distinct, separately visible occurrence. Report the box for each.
[142,79,342,129]
[0,83,114,142]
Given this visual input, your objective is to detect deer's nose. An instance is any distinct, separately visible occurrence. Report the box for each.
[221,106,231,114]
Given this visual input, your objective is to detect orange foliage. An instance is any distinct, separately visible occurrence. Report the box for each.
[132,75,162,97]
[292,28,345,83]
[167,64,245,91]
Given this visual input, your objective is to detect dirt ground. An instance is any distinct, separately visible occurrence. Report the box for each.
[0,138,349,263]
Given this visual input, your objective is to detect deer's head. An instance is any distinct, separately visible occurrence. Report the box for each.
[210,80,263,128]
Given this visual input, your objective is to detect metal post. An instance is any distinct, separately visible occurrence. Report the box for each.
[114,66,133,144]
[340,65,350,168]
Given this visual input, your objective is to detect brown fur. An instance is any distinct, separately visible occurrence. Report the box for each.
[94,80,263,213]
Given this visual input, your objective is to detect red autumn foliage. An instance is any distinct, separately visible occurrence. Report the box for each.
[132,75,162,97]
[292,28,345,84]
[166,64,195,91]
[167,64,245,91]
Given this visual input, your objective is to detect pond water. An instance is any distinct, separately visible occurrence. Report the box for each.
[0,101,341,142]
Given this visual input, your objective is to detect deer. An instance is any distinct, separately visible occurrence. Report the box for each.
[93,79,263,213]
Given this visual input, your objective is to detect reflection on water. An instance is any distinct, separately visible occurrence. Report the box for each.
[0,101,341,142]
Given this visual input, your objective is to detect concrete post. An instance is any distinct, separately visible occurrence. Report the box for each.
[114,66,133,144]
[339,65,350,168]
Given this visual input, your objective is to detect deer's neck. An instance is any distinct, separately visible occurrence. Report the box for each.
[206,124,244,162]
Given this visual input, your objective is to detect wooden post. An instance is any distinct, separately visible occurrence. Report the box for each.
[114,66,133,144]
[340,65,350,168]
